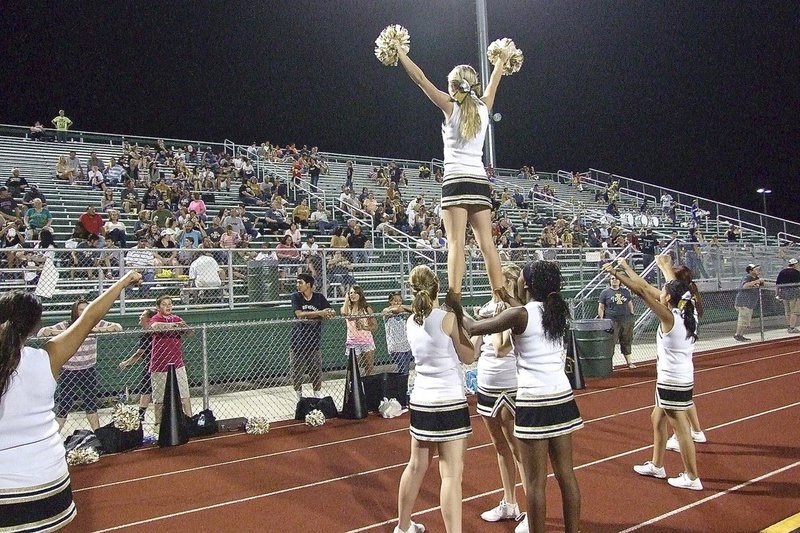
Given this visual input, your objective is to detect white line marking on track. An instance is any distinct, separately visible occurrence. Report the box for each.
[89,396,800,532]
[618,460,800,532]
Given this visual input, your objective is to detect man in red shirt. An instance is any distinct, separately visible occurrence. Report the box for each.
[149,295,192,425]
[78,205,105,246]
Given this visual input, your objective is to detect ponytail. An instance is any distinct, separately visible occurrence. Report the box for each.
[542,292,570,343]
[412,290,433,326]
[0,322,23,400]
[458,94,482,141]
[447,65,482,141]
[0,292,43,401]
[679,298,699,342]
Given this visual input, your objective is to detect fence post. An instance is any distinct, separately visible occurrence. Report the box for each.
[757,286,765,342]
[227,250,234,309]
[202,324,210,410]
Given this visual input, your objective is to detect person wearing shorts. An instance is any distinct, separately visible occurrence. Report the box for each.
[776,258,800,333]
[598,275,637,368]
[606,258,703,491]
[382,292,413,375]
[290,273,335,400]
[465,261,583,533]
[734,263,764,342]
[341,285,378,375]
[394,265,474,533]
[148,296,192,425]
[38,299,122,431]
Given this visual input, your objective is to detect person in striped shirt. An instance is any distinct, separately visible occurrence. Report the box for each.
[37,299,122,430]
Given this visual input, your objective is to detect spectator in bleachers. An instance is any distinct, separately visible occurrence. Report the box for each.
[55,155,75,185]
[0,187,21,226]
[418,164,431,180]
[101,189,117,212]
[51,109,72,142]
[105,157,126,187]
[120,181,141,215]
[685,228,709,278]
[606,200,620,219]
[1,225,24,269]
[22,184,47,208]
[126,238,158,291]
[205,216,224,245]
[220,224,240,249]
[78,206,105,246]
[176,221,202,248]
[15,229,56,283]
[307,158,321,192]
[72,234,103,279]
[67,151,84,181]
[660,191,673,214]
[239,177,264,206]
[141,186,158,211]
[327,249,355,297]
[151,201,173,228]
[104,209,128,249]
[6,168,28,199]
[29,120,48,141]
[347,224,370,264]
[23,198,52,240]
[154,229,179,271]
[725,224,740,243]
[330,227,349,249]
[88,164,107,191]
[292,198,311,228]
[236,204,258,240]
[133,210,152,240]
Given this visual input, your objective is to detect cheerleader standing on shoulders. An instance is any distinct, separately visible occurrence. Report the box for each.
[604,257,702,490]
[395,265,474,533]
[395,44,515,321]
[472,262,526,527]
[464,261,583,533]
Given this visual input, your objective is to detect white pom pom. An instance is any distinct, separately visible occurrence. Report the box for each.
[375,24,411,67]
[67,447,100,466]
[245,417,271,435]
[487,38,524,75]
[305,409,326,427]
[112,404,141,432]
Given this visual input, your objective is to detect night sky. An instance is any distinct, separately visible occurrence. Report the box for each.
[3,1,798,220]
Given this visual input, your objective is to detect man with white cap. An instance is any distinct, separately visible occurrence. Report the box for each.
[734,264,764,342]
[776,258,800,333]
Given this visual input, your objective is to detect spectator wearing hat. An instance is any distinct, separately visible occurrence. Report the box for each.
[21,184,47,208]
[0,187,21,226]
[734,264,764,342]
[776,258,800,333]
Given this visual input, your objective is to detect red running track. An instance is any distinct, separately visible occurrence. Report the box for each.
[63,338,800,532]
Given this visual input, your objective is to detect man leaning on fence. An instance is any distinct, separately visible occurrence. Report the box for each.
[776,258,800,334]
[598,274,637,368]
[290,273,335,400]
[734,263,764,342]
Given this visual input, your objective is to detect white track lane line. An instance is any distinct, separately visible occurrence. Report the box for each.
[89,399,800,531]
[347,400,800,532]
[618,460,800,533]
[77,351,800,493]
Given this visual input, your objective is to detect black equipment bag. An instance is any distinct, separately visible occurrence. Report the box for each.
[294,396,338,420]
[94,424,143,454]
[64,429,102,455]
[186,409,219,437]
[361,372,409,411]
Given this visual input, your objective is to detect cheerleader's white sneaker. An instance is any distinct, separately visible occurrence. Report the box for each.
[633,461,666,479]
[480,499,519,522]
[667,472,703,491]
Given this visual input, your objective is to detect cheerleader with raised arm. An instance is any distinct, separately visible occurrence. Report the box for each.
[603,257,703,490]
[464,261,582,533]
[381,26,523,321]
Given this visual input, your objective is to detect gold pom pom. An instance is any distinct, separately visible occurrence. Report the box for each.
[67,447,100,466]
[245,417,271,435]
[375,24,411,67]
[305,409,326,427]
[112,404,141,432]
[487,38,524,75]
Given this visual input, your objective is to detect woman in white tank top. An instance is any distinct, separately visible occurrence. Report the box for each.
[464,261,582,533]
[472,262,527,526]
[0,271,142,532]
[394,265,474,533]
[605,257,703,491]
[395,44,517,329]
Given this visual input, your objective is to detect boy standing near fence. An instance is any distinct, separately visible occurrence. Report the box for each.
[290,273,335,400]
[382,292,413,375]
[149,296,192,427]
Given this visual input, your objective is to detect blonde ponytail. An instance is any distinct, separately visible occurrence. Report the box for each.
[447,65,483,141]
[409,265,438,325]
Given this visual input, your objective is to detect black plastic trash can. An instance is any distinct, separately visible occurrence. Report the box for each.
[571,319,615,378]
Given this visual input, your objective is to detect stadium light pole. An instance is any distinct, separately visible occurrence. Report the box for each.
[475,0,496,168]
[756,187,771,215]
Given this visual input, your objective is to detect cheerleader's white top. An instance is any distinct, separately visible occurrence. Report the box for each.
[477,334,517,390]
[0,347,67,488]
[406,308,465,402]
[656,308,695,383]
[442,103,489,180]
[512,302,570,394]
